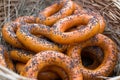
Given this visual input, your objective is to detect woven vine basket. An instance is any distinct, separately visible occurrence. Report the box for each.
[0,0,120,80]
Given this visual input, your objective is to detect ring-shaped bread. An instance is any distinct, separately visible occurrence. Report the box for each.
[2,0,74,48]
[9,49,34,63]
[43,14,100,44]
[16,63,60,80]
[73,2,106,33]
[36,0,75,26]
[20,50,83,80]
[67,34,117,80]
[0,45,15,71]
[16,24,67,52]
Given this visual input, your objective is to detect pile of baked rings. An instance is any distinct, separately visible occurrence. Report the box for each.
[1,0,118,80]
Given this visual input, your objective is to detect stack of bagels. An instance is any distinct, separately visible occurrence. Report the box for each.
[1,0,118,80]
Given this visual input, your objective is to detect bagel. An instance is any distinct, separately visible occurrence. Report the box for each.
[16,63,61,80]
[73,3,106,33]
[67,34,117,80]
[2,22,45,48]
[43,14,100,44]
[2,22,25,48]
[0,45,15,71]
[2,0,74,48]
[36,0,75,26]
[15,63,60,80]
[14,0,75,26]
[16,24,67,52]
[66,24,103,69]
[15,0,75,26]
[16,14,100,45]
[9,49,34,63]
[20,50,83,80]
[15,0,65,23]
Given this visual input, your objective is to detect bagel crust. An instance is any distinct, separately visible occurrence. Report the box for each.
[20,50,83,80]
[67,34,117,80]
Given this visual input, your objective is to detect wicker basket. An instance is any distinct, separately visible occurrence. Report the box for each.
[0,0,120,80]
[0,0,18,24]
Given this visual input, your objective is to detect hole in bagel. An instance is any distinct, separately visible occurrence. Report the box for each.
[81,51,94,67]
[37,65,68,80]
[81,46,104,69]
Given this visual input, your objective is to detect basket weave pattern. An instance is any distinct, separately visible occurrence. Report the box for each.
[0,0,18,24]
